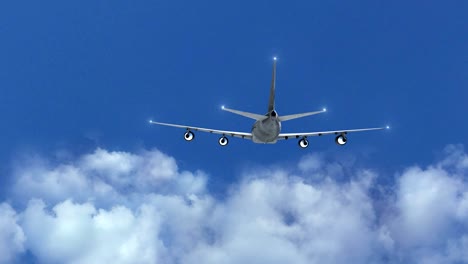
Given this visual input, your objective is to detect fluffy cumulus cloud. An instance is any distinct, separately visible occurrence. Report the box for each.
[1,145,468,263]
[0,203,25,263]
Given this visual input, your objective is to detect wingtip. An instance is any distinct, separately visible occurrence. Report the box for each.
[273,56,277,61]
[221,105,225,110]
[323,108,327,112]
[386,125,390,130]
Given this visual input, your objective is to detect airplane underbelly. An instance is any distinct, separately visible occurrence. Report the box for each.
[252,119,280,143]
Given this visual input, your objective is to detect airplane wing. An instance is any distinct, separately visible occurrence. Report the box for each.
[278,127,386,140]
[149,120,253,139]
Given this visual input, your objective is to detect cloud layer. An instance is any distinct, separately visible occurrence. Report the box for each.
[2,146,468,263]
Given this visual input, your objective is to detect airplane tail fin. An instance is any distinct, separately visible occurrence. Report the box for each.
[279,109,327,122]
[268,57,277,112]
[222,106,267,121]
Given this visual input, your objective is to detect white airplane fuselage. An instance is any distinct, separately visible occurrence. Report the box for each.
[251,111,281,143]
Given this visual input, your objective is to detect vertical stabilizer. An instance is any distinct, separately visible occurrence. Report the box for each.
[268,57,277,112]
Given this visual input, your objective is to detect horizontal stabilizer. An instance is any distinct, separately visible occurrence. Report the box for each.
[222,106,267,120]
[279,109,326,122]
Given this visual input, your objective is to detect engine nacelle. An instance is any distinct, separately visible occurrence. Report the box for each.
[218,136,229,146]
[184,131,195,141]
[335,135,347,146]
[298,137,309,148]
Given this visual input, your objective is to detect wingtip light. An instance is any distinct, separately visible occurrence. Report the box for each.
[273,56,277,61]
[386,125,390,129]
[323,108,327,112]
[221,105,225,110]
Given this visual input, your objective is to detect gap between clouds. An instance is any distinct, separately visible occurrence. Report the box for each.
[1,146,468,264]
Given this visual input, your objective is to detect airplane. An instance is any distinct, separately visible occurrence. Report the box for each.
[149,57,388,148]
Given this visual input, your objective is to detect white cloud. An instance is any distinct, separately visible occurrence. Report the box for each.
[12,148,206,207]
[1,145,468,263]
[298,153,348,181]
[438,144,468,171]
[184,173,380,264]
[298,153,323,172]
[80,148,180,187]
[0,203,25,264]
[390,166,461,247]
[20,199,167,264]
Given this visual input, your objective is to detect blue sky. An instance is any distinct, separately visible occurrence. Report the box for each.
[1,0,467,171]
[1,1,468,263]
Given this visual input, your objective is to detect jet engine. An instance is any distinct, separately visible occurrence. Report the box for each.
[218,136,229,146]
[184,131,195,141]
[298,137,309,148]
[335,134,347,146]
